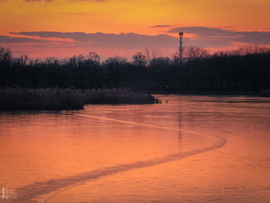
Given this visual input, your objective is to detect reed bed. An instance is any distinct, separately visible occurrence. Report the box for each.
[0,87,157,110]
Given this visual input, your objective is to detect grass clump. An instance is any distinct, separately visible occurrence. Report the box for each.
[0,87,157,110]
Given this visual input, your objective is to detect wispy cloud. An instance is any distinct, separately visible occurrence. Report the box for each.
[8,29,270,51]
[150,25,176,28]
[3,29,270,59]
[0,35,49,44]
[11,32,179,49]
[167,27,270,47]
[7,28,270,49]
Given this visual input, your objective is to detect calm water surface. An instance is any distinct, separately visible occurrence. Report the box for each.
[0,95,270,202]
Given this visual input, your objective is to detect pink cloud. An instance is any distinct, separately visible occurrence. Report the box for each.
[3,29,270,60]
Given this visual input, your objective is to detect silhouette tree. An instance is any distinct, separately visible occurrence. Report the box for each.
[132,52,147,89]
[0,47,12,87]
[68,54,85,88]
[155,57,171,89]
[144,47,161,82]
[13,55,28,88]
[104,56,127,88]
[133,52,147,67]
[28,59,42,88]
[44,57,66,87]
[85,52,101,88]
[0,46,269,92]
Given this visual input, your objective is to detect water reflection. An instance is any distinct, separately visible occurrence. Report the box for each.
[1,95,270,202]
[178,112,182,150]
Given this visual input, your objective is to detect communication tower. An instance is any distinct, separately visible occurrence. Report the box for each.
[179,32,183,64]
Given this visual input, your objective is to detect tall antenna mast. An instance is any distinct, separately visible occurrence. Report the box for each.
[179,31,183,64]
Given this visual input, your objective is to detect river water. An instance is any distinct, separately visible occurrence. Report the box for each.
[0,95,270,202]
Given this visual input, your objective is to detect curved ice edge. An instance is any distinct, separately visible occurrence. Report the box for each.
[12,137,227,203]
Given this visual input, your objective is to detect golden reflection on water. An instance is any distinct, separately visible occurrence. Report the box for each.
[1,95,270,202]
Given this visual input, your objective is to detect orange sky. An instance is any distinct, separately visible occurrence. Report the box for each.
[0,0,270,60]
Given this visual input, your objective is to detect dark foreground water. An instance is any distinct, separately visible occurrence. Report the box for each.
[0,95,270,202]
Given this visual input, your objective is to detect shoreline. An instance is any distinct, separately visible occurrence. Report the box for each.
[140,90,264,96]
[0,87,158,111]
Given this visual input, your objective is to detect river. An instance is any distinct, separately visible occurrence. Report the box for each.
[0,95,270,202]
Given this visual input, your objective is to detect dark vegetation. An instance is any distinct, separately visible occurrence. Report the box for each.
[1,46,270,92]
[0,46,270,109]
[1,45,269,109]
[0,87,157,110]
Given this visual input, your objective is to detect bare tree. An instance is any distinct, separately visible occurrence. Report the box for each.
[85,52,101,88]
[14,55,28,87]
[186,47,209,61]
[68,54,85,88]
[132,52,147,67]
[144,47,161,67]
[87,52,100,64]
[0,47,12,86]
[104,56,127,88]
[144,47,162,81]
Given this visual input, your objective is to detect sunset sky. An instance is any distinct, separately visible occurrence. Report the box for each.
[0,0,270,60]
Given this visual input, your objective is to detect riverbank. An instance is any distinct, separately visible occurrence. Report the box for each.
[0,87,158,110]
[141,90,264,96]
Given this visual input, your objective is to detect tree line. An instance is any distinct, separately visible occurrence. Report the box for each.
[1,46,270,91]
